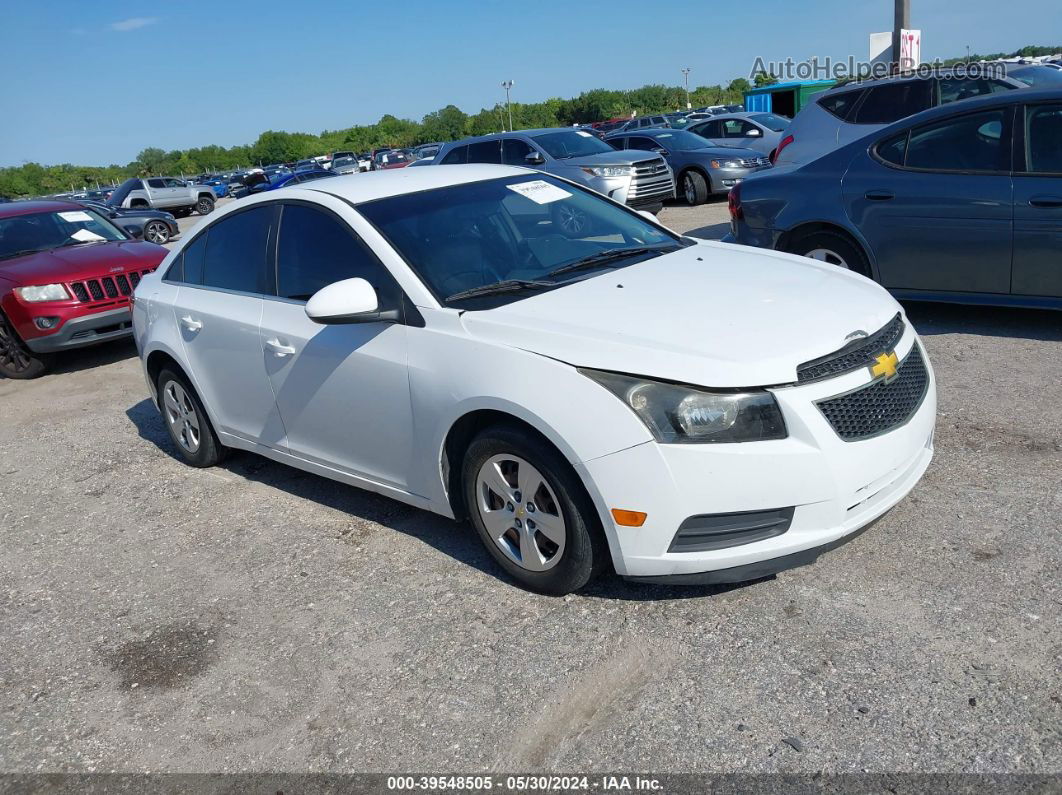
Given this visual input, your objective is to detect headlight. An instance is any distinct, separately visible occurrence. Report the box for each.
[580,368,787,444]
[14,284,70,302]
[581,165,633,178]
[710,159,743,169]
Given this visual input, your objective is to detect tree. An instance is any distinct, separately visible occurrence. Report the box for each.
[420,105,468,142]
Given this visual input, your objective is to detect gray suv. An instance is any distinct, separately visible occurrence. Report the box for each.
[433,129,674,211]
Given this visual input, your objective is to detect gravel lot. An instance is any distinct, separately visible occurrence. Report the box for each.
[1,192,1059,775]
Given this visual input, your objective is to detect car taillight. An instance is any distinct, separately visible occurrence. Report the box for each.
[774,134,794,162]
[728,183,743,221]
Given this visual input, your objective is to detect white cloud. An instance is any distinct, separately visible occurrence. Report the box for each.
[110,17,158,32]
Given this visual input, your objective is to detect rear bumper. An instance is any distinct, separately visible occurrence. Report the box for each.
[24,307,133,353]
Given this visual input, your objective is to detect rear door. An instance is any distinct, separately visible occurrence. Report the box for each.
[842,106,1015,294]
[259,201,414,489]
[1012,101,1062,297]
[144,178,168,207]
[169,204,285,444]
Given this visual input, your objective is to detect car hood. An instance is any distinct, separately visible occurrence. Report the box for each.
[459,242,900,387]
[558,150,664,167]
[0,240,167,284]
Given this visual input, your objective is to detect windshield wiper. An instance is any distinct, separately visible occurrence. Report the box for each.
[547,245,677,279]
[445,279,554,302]
[0,248,45,261]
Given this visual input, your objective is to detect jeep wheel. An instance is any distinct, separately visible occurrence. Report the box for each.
[195,196,215,215]
[0,311,52,379]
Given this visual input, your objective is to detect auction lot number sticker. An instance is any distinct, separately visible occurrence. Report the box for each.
[387,775,662,793]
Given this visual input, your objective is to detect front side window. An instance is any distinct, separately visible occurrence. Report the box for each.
[853,80,932,124]
[1025,104,1062,173]
[531,130,615,159]
[164,178,185,188]
[502,139,533,165]
[276,204,395,302]
[201,205,275,294]
[358,174,683,307]
[628,136,659,151]
[650,129,716,151]
[904,109,1010,172]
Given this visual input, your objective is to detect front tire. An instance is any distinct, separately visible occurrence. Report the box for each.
[462,425,606,595]
[0,311,52,379]
[157,368,226,467]
[195,196,215,215]
[681,170,709,206]
[786,230,872,278]
[143,220,171,245]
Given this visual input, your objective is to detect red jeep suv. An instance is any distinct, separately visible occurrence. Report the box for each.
[0,201,167,378]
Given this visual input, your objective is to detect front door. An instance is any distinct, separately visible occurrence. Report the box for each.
[843,107,1014,294]
[260,202,414,490]
[1012,102,1062,297]
[170,204,284,445]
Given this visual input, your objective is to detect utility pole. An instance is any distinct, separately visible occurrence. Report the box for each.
[501,80,514,132]
[681,68,691,109]
[892,0,911,72]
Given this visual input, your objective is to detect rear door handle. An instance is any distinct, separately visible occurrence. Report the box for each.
[865,190,894,201]
[180,315,202,332]
[1029,195,1062,208]
[265,338,296,357]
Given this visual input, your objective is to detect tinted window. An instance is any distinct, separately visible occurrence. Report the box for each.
[607,137,626,150]
[276,204,394,302]
[502,138,534,165]
[1026,104,1062,173]
[853,81,932,124]
[628,137,658,151]
[905,110,1009,172]
[819,89,865,121]
[466,140,502,164]
[440,145,467,165]
[147,178,166,188]
[877,131,909,166]
[938,77,1013,104]
[168,231,208,283]
[164,179,185,187]
[531,131,614,158]
[749,113,790,131]
[201,206,274,293]
[690,120,722,138]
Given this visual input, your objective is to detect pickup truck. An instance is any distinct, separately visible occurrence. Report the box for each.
[107,177,216,217]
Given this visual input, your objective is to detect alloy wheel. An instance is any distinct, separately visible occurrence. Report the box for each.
[804,248,850,269]
[162,380,201,453]
[144,221,169,244]
[684,174,696,204]
[0,313,34,374]
[475,454,566,572]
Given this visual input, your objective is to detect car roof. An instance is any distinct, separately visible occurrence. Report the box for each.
[443,128,589,147]
[280,164,532,204]
[826,68,1026,93]
[0,200,83,219]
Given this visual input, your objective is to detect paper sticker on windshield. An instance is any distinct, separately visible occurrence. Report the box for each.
[58,211,92,223]
[70,228,105,242]
[507,180,572,205]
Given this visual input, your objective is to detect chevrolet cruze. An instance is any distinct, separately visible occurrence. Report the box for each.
[133,165,936,595]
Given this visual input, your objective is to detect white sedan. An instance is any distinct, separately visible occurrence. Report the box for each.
[133,165,936,594]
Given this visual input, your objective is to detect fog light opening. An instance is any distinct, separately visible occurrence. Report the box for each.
[34,316,60,330]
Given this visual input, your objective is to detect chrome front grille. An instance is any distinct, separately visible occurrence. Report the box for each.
[629,158,674,202]
[738,156,772,169]
[67,268,155,305]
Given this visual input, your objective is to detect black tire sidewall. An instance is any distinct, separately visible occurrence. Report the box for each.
[789,231,872,279]
[462,425,605,595]
[682,170,708,206]
[156,368,224,467]
[0,311,51,379]
[196,197,214,215]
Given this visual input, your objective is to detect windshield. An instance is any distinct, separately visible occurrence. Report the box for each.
[358,174,683,307]
[649,129,720,151]
[332,157,357,168]
[749,113,790,131]
[0,208,126,260]
[381,151,412,165]
[531,131,615,159]
[1008,65,1062,86]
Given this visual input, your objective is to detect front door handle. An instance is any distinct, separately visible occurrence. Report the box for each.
[1029,195,1062,208]
[180,315,202,332]
[865,190,895,201]
[265,338,296,357]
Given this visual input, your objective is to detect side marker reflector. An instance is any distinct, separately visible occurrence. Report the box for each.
[611,509,648,527]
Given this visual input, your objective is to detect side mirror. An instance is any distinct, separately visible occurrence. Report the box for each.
[524,151,545,166]
[122,224,144,239]
[305,277,398,324]
[653,147,669,155]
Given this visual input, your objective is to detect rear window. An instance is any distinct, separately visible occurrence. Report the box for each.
[440,145,468,165]
[818,89,865,121]
[852,81,932,124]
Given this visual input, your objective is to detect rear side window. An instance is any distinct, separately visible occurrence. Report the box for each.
[818,89,865,120]
[904,109,1010,172]
[201,206,275,294]
[440,145,468,165]
[1024,104,1062,173]
[852,81,932,124]
[147,178,165,188]
[466,141,501,164]
[938,77,1014,105]
[276,204,395,303]
[876,131,909,166]
[165,232,207,283]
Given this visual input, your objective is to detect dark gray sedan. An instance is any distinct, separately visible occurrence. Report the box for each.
[80,201,179,245]
[605,128,770,205]
[725,87,1062,308]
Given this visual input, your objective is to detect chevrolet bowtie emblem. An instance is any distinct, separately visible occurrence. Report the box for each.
[870,351,900,382]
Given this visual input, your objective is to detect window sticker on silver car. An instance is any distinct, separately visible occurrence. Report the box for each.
[506,180,572,204]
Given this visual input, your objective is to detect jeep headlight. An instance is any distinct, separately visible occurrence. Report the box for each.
[580,369,787,443]
[15,284,70,302]
[581,165,633,178]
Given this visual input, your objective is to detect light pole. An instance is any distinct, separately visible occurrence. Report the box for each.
[681,67,691,109]
[501,80,514,132]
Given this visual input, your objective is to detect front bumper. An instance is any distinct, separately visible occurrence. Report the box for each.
[23,307,133,353]
[577,331,936,580]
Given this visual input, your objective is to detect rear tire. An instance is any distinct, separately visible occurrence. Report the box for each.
[462,424,607,595]
[0,311,52,379]
[681,170,709,206]
[156,368,226,467]
[786,230,872,278]
[195,196,215,215]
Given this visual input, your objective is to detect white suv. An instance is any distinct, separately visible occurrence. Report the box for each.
[133,165,936,594]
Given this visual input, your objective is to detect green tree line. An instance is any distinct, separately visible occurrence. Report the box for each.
[0,81,753,198]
